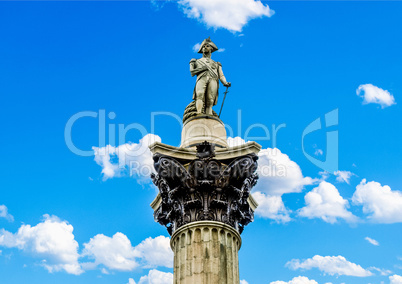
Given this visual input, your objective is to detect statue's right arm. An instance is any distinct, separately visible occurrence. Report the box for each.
[189,59,206,77]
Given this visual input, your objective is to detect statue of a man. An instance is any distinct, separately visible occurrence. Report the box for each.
[190,37,231,116]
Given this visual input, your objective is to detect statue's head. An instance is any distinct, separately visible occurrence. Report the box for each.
[198,37,218,54]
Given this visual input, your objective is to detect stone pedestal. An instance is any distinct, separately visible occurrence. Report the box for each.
[181,116,228,148]
[171,221,241,284]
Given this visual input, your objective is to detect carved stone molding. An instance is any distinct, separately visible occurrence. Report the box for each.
[151,142,259,235]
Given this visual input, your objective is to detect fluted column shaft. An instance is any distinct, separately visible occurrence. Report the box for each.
[170,221,241,284]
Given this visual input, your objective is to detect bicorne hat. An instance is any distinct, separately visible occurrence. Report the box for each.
[197,37,218,53]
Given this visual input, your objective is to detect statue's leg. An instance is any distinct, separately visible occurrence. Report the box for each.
[196,99,203,114]
[206,80,218,115]
[195,78,207,114]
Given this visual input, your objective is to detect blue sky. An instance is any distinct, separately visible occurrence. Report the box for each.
[0,1,401,283]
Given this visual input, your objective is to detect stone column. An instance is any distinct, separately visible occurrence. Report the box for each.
[171,221,241,284]
[149,138,260,284]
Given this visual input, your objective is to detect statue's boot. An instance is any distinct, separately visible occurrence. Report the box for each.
[196,99,203,114]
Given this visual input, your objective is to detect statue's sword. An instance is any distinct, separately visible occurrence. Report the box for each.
[218,86,230,118]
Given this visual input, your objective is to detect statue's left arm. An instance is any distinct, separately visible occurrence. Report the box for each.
[218,62,231,87]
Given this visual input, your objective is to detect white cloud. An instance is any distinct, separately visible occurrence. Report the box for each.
[82,234,172,272]
[356,84,396,108]
[240,145,314,222]
[298,181,358,224]
[137,269,173,284]
[93,134,161,182]
[192,42,201,53]
[0,215,82,275]
[230,138,314,199]
[253,192,291,223]
[352,179,402,223]
[312,144,323,157]
[134,236,173,268]
[382,269,392,276]
[334,170,354,184]
[82,233,140,271]
[286,255,373,277]
[319,171,330,181]
[256,148,315,196]
[270,276,318,284]
[0,212,172,275]
[193,42,225,53]
[178,0,274,32]
[150,0,169,11]
[390,274,402,284]
[227,136,247,147]
[0,205,14,222]
[319,171,354,184]
[128,278,136,284]
[240,280,249,284]
[314,149,323,156]
[369,266,391,276]
[227,139,314,199]
[365,237,379,246]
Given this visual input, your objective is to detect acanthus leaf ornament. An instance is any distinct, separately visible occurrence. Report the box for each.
[151,141,259,235]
